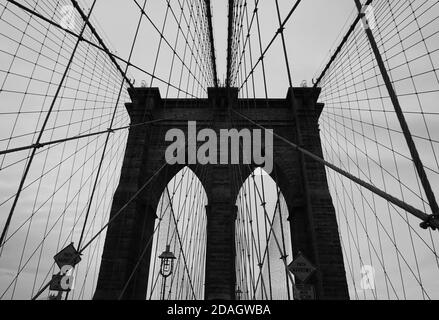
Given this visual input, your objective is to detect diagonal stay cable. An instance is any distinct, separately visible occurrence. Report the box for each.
[69,0,134,89]
[30,161,167,300]
[6,0,133,89]
[232,109,439,230]
[117,172,203,300]
[0,0,98,250]
[0,119,159,156]
[76,0,148,252]
[5,0,198,98]
[238,0,302,91]
[353,0,439,224]
[314,0,374,87]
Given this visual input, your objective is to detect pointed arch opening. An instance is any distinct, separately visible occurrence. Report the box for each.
[146,167,207,300]
[235,167,294,300]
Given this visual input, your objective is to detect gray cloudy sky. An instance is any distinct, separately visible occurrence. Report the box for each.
[0,0,438,300]
[82,0,439,300]
[85,0,357,94]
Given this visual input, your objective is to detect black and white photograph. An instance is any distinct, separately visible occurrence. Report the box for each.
[0,0,438,313]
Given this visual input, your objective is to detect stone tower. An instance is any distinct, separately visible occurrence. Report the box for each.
[93,87,349,300]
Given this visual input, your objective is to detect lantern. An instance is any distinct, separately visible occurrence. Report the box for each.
[159,245,176,278]
[159,245,176,300]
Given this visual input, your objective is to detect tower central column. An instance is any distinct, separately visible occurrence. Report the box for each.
[205,165,237,300]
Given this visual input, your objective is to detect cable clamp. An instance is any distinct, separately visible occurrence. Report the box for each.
[420,215,439,231]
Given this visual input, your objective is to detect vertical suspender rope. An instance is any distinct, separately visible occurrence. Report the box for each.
[0,0,98,250]
[353,0,439,228]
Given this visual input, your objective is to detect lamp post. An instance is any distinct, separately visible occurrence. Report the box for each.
[236,287,243,300]
[159,245,176,300]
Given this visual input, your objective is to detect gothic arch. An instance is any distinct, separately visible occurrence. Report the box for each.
[94,87,349,300]
[146,166,208,300]
[234,166,294,299]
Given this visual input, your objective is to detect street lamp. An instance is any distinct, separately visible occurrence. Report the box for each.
[159,245,176,300]
[236,287,243,300]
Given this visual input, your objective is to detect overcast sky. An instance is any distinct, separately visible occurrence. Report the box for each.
[86,0,357,93]
[0,0,438,300]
